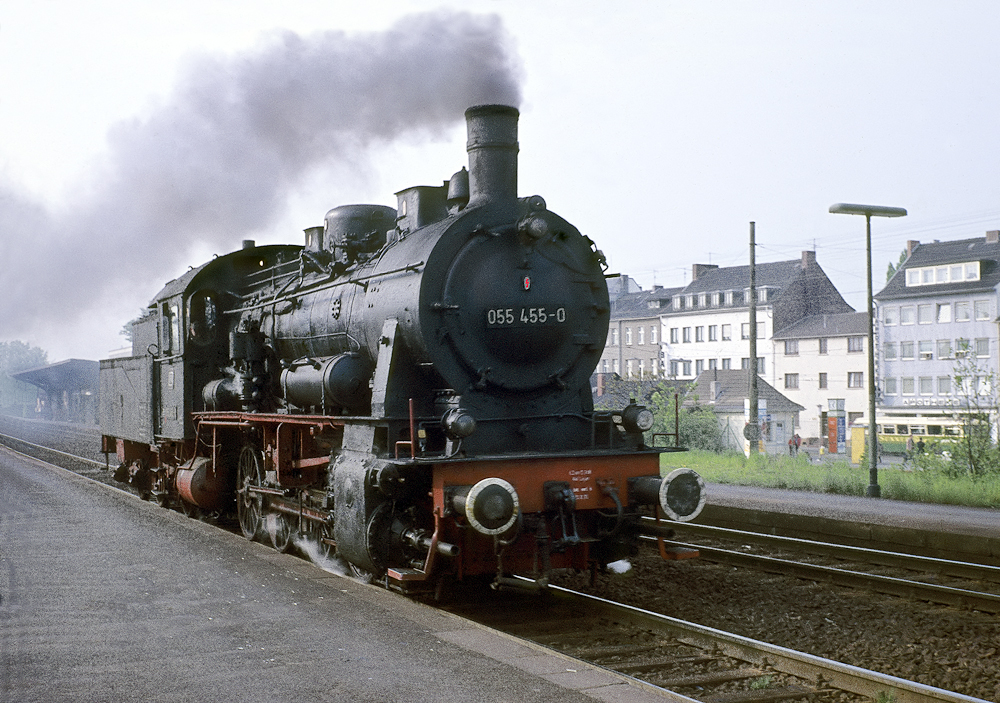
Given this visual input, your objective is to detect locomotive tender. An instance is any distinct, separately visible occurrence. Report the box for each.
[100,105,705,591]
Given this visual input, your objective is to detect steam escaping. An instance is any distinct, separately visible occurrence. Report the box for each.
[0,11,521,355]
[294,536,350,578]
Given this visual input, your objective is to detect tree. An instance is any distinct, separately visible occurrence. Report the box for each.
[0,340,48,415]
[0,340,48,375]
[885,248,909,282]
[950,339,1000,475]
[596,376,723,451]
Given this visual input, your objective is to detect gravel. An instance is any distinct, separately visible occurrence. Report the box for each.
[553,549,1000,701]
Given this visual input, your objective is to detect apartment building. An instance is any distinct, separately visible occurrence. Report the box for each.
[771,311,870,443]
[875,232,1000,431]
[661,251,854,386]
[599,277,680,379]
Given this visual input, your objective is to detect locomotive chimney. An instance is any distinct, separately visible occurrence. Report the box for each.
[465,104,519,208]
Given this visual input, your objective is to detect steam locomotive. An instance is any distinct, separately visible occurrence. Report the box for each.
[100,105,704,592]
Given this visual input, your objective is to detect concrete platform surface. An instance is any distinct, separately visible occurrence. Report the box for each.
[0,448,681,703]
[704,483,998,538]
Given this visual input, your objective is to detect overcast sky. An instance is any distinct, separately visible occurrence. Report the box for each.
[3,1,1000,361]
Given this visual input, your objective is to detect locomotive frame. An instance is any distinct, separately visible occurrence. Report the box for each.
[101,105,705,593]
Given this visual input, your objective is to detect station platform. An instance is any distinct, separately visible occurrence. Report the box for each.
[698,483,1000,565]
[0,447,678,703]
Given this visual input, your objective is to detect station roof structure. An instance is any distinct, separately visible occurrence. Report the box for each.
[11,359,99,394]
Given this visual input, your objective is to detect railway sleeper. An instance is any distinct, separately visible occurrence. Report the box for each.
[656,667,766,689]
[699,683,819,703]
[569,641,668,659]
[616,654,717,673]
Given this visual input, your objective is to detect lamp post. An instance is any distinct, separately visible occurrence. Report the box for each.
[829,203,907,497]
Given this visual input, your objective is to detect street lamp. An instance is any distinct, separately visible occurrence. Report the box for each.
[829,203,907,498]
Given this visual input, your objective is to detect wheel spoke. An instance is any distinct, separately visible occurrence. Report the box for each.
[266,511,295,553]
[237,445,264,541]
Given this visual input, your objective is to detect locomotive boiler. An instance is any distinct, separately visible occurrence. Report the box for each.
[100,105,705,592]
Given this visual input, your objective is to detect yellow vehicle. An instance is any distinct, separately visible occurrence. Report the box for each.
[868,414,965,459]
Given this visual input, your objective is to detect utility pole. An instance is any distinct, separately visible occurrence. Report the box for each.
[749,222,759,456]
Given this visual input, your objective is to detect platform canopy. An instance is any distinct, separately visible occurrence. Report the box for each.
[11,359,99,394]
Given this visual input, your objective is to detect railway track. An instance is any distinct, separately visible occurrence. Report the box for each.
[1,416,996,702]
[660,521,1000,614]
[443,582,988,703]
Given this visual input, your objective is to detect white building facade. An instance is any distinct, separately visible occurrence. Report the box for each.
[771,312,870,447]
[875,233,1000,448]
[659,252,855,392]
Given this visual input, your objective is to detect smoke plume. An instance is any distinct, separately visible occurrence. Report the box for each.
[0,11,521,357]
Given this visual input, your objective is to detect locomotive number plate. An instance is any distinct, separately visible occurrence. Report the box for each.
[486,306,567,327]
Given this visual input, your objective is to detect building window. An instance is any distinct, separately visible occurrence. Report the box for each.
[905,261,980,286]
[637,327,644,345]
[698,293,707,307]
[695,359,704,375]
[695,326,705,342]
[682,360,692,376]
[650,326,658,344]
[900,341,914,360]
[708,325,718,341]
[708,358,718,370]
[682,327,692,343]
[784,373,799,389]
[742,357,765,373]
[883,342,896,360]
[883,306,898,325]
[900,306,915,325]
[638,359,645,376]
[901,377,915,395]
[722,358,731,370]
[937,339,952,359]
[819,338,828,355]
[975,300,991,320]
[955,301,971,322]
[650,358,658,377]
[711,292,721,306]
[627,359,634,378]
[936,303,951,323]
[976,338,990,357]
[847,336,864,353]
[685,294,694,308]
[883,377,896,395]
[613,358,620,374]
[721,324,732,341]
[919,376,934,395]
[916,304,933,324]
[919,340,934,361]
[611,328,619,346]
[625,327,632,345]
[784,340,799,355]
[669,360,679,376]
[741,323,750,340]
[955,338,970,357]
[819,372,828,389]
[937,376,951,395]
[669,328,678,344]
[848,372,864,388]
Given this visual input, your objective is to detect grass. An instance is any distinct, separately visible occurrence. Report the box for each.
[661,449,1000,509]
